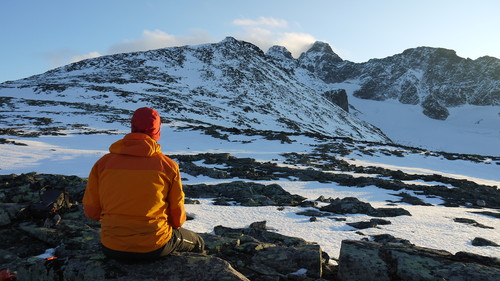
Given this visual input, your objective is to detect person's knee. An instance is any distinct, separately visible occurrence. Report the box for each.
[195,235,205,253]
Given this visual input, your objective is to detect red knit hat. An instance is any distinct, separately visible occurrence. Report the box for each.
[131,107,161,141]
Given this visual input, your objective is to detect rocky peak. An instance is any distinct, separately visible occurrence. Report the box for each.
[301,41,342,62]
[298,41,343,77]
[401,46,459,59]
[217,36,266,57]
[307,41,337,55]
[266,45,297,70]
[266,45,294,60]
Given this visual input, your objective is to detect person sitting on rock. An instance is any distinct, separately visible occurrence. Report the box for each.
[83,107,204,260]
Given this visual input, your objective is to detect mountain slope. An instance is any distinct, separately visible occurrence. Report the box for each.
[289,44,500,120]
[1,37,499,154]
[0,37,389,142]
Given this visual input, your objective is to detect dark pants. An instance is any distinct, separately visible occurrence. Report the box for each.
[102,227,205,260]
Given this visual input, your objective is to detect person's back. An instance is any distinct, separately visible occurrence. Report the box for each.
[83,107,204,260]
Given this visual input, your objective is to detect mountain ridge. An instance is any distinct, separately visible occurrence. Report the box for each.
[0,37,498,147]
[0,37,390,142]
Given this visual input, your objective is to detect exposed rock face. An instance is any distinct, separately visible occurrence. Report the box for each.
[323,89,349,112]
[422,95,450,120]
[290,44,499,120]
[337,240,500,281]
[298,41,343,79]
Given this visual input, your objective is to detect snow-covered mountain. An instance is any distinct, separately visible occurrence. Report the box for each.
[286,42,499,120]
[0,37,388,143]
[0,37,498,154]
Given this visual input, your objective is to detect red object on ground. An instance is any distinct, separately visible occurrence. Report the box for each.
[0,269,15,281]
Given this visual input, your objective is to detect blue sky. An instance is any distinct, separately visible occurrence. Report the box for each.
[1,0,499,83]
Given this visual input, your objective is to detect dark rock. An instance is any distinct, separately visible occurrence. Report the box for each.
[347,219,391,230]
[324,89,349,112]
[184,198,200,204]
[319,197,411,217]
[249,221,267,230]
[174,153,500,209]
[422,95,450,120]
[213,224,307,248]
[205,222,325,280]
[370,207,411,217]
[296,209,331,217]
[319,197,376,214]
[5,217,331,281]
[476,199,487,207]
[263,132,293,144]
[369,234,413,245]
[347,221,378,230]
[453,217,494,229]
[299,200,318,207]
[330,217,347,222]
[184,181,306,206]
[337,240,500,281]
[454,251,500,267]
[398,81,420,104]
[472,237,499,247]
[470,211,500,219]
[389,191,433,206]
[16,252,250,281]
[315,195,334,203]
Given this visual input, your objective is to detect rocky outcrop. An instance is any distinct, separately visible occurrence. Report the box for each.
[1,172,499,280]
[337,240,500,281]
[347,47,499,120]
[11,220,331,281]
[16,252,249,281]
[422,95,450,120]
[0,173,332,280]
[323,89,349,112]
[319,197,411,217]
[472,237,499,247]
[184,181,306,206]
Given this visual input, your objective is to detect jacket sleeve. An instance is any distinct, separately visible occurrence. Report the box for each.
[166,167,186,229]
[83,163,102,221]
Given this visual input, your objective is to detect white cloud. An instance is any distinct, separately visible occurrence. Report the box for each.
[43,48,80,67]
[232,17,317,58]
[275,33,316,57]
[108,29,213,54]
[45,17,319,68]
[71,51,102,63]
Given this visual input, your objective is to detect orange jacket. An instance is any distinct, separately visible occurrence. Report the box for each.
[83,133,186,253]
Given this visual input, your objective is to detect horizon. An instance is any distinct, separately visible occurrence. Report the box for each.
[1,0,499,83]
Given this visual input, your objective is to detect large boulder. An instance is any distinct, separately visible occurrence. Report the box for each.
[323,89,349,112]
[184,181,306,206]
[16,252,249,281]
[206,221,326,280]
[337,240,500,281]
[319,197,411,217]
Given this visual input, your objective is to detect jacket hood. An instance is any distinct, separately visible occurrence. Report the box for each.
[131,107,161,142]
[109,133,161,157]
